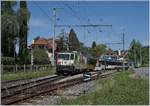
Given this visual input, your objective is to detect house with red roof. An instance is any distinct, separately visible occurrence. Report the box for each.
[29,37,58,63]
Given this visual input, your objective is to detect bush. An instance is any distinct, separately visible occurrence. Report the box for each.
[87,58,97,65]
[2,57,15,65]
[33,47,50,64]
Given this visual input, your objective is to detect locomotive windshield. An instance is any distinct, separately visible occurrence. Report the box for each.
[58,54,70,60]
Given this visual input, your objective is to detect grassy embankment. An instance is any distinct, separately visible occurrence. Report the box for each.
[61,70,149,105]
[2,68,56,81]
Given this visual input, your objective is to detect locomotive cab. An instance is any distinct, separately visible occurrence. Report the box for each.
[56,51,87,75]
[56,52,75,75]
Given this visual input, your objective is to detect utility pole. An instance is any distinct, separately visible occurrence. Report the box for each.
[67,32,69,51]
[105,31,125,71]
[56,24,111,52]
[122,32,125,71]
[123,32,125,52]
[31,49,33,70]
[140,46,142,66]
[52,8,56,66]
[134,47,136,67]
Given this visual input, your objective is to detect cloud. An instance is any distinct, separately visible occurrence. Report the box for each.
[29,18,50,28]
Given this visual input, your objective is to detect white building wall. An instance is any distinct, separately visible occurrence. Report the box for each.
[46,51,53,62]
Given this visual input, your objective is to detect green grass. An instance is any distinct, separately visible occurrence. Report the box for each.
[2,68,56,81]
[61,70,149,105]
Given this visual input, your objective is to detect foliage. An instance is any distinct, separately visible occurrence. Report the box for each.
[90,44,107,58]
[34,36,40,41]
[141,46,149,66]
[92,41,96,49]
[128,40,149,66]
[69,29,81,51]
[1,1,18,57]
[33,47,50,64]
[1,1,31,63]
[61,71,149,105]
[24,52,32,64]
[18,1,30,64]
[56,30,66,51]
[2,57,15,65]
[1,1,17,14]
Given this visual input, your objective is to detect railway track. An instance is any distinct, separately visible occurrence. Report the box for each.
[1,75,60,91]
[1,70,116,105]
[1,75,64,104]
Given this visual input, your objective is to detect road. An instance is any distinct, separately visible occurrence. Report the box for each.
[133,67,149,79]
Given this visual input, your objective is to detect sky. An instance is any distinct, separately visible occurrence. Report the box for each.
[27,1,149,50]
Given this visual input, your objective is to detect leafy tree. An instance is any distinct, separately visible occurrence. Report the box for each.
[57,30,65,51]
[33,47,50,64]
[92,41,96,49]
[34,36,40,41]
[18,1,30,64]
[128,40,142,65]
[90,44,107,58]
[68,29,80,51]
[141,46,149,66]
[1,1,18,57]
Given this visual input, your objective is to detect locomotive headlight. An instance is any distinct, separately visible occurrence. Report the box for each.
[57,60,61,65]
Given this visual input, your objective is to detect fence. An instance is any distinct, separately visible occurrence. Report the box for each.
[1,64,53,74]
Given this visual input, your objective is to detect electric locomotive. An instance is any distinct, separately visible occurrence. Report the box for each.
[56,51,88,75]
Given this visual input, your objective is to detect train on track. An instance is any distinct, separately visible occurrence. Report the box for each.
[56,51,129,75]
[56,51,89,75]
[94,55,129,71]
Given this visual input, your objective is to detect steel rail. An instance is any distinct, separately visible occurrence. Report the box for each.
[1,70,116,105]
[1,76,64,99]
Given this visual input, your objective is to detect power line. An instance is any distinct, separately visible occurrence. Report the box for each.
[64,2,94,26]
[33,2,53,22]
[62,2,92,37]
[63,3,82,23]
[56,24,112,27]
[105,43,123,45]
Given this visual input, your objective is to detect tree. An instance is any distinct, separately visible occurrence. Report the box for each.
[141,46,149,66]
[1,1,18,57]
[90,44,107,57]
[18,1,30,64]
[128,40,142,65]
[34,36,40,41]
[92,41,96,49]
[57,29,65,51]
[33,47,50,64]
[68,29,80,51]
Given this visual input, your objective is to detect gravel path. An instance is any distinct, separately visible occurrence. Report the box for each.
[16,71,115,105]
[133,67,149,79]
[17,80,98,105]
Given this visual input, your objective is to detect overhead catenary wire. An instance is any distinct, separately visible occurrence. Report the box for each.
[61,2,92,40]
[32,1,53,23]
[33,2,113,49]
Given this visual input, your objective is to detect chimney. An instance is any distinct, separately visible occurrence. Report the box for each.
[32,40,34,44]
[118,49,121,56]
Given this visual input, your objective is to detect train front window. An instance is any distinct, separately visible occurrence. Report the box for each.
[58,54,69,60]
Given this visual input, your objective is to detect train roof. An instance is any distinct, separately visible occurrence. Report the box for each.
[56,51,78,54]
[56,52,74,54]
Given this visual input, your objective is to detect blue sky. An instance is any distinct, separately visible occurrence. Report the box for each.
[27,1,149,50]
